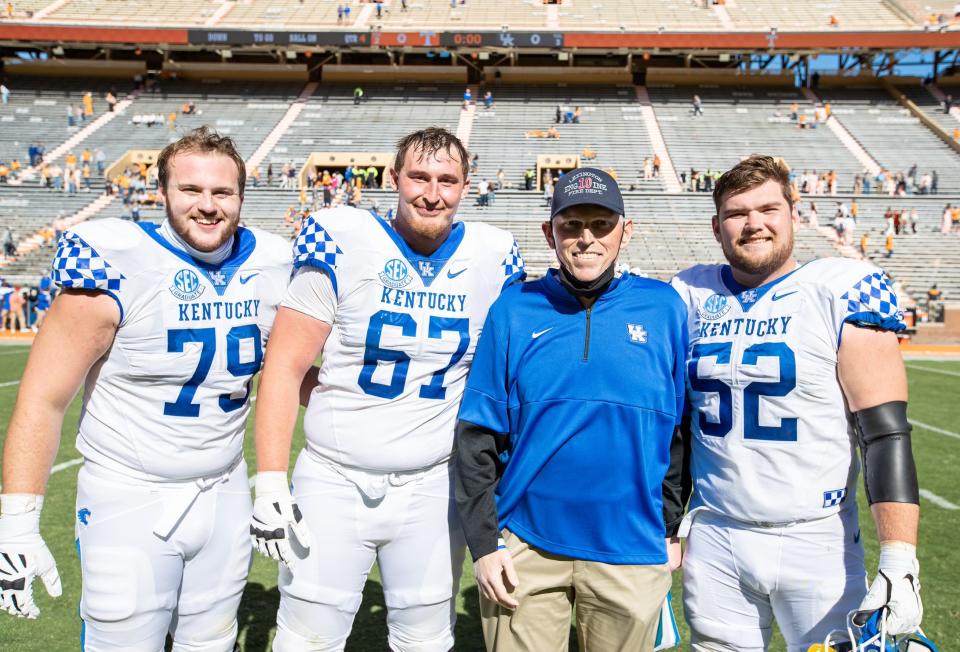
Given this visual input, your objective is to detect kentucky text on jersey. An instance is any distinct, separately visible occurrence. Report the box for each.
[697,315,793,339]
[178,299,261,322]
[380,287,467,313]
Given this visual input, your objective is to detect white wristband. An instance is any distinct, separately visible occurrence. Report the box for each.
[879,541,918,576]
[255,472,290,497]
[0,493,44,516]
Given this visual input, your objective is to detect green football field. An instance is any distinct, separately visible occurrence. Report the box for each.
[0,345,957,651]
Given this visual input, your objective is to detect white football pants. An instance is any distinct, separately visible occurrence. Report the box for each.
[683,507,868,652]
[75,459,252,652]
[274,451,465,652]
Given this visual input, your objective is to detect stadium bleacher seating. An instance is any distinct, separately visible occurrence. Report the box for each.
[468,85,665,191]
[647,84,864,191]
[816,87,960,192]
[263,84,462,170]
[722,0,910,30]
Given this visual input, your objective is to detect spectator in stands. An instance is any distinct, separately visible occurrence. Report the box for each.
[926,284,943,321]
[343,3,351,21]
[543,176,554,205]
[95,147,105,175]
[547,125,560,139]
[470,153,479,174]
[182,101,196,115]
[376,1,382,18]
[859,232,869,257]
[524,167,535,191]
[555,104,562,124]
[653,154,661,177]
[365,165,379,189]
[862,170,872,194]
[105,89,117,112]
[82,91,94,119]
[1,228,12,259]
[885,232,894,258]
[463,87,473,108]
[642,157,652,181]
[337,4,344,23]
[354,86,364,105]
[81,162,91,191]
[572,106,582,123]
[67,104,77,127]
[267,163,274,187]
[789,101,798,121]
[797,113,807,129]
[909,208,918,234]
[853,173,863,195]
[931,170,939,194]
[401,0,407,11]
[7,285,25,332]
[323,181,333,208]
[476,179,489,207]
[943,94,953,114]
[691,94,703,117]
[808,201,818,228]
[0,81,8,105]
[280,162,291,189]
[484,91,494,109]
[495,168,505,190]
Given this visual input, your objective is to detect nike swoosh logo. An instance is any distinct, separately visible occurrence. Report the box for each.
[772,290,797,301]
[531,328,552,339]
[239,273,260,284]
[447,267,467,279]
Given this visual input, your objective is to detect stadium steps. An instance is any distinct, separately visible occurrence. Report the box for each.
[28,88,142,174]
[456,87,478,147]
[0,192,114,282]
[636,86,682,193]
[246,81,319,171]
[803,88,881,176]
[33,0,73,20]
[926,85,960,124]
[204,0,236,26]
[710,2,736,30]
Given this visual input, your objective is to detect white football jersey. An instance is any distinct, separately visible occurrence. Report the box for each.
[52,218,291,481]
[292,208,524,472]
[671,257,905,524]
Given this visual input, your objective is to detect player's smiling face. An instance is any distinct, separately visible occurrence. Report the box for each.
[544,205,632,282]
[161,151,243,252]
[713,178,798,287]
[390,146,469,254]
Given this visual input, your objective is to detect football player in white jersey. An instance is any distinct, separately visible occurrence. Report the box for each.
[250,127,524,651]
[0,128,292,650]
[671,156,923,652]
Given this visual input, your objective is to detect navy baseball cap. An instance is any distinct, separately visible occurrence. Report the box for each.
[550,167,624,219]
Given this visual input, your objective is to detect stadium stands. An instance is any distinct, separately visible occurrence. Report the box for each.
[647,85,865,191]
[816,87,960,192]
[722,0,910,30]
[262,84,462,170]
[44,0,221,25]
[468,85,665,191]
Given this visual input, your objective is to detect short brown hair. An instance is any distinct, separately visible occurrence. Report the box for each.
[712,155,792,213]
[393,127,469,181]
[157,126,246,198]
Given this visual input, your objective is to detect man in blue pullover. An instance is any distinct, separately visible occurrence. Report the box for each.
[455,167,689,651]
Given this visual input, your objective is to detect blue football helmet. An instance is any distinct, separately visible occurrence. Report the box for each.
[810,609,939,652]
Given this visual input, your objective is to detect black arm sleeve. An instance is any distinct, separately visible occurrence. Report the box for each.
[853,400,920,505]
[661,415,692,537]
[455,419,509,561]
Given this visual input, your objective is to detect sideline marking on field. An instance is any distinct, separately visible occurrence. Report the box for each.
[0,379,21,388]
[906,364,960,379]
[919,489,959,510]
[910,419,960,441]
[0,392,262,491]
[0,348,30,356]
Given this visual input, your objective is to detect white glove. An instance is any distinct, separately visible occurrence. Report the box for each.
[0,494,62,619]
[250,472,313,570]
[853,541,922,635]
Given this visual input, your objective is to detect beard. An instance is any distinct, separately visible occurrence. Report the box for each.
[722,230,795,279]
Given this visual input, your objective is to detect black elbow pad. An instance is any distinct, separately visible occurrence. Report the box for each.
[853,401,919,505]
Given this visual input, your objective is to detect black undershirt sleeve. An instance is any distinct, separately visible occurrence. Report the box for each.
[454,419,509,561]
[661,416,692,537]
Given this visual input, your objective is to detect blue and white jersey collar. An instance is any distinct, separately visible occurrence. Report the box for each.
[374,216,465,288]
[139,222,257,296]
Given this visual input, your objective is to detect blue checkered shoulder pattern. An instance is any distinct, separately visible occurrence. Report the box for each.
[293,215,343,273]
[501,240,525,283]
[840,271,905,332]
[52,230,126,293]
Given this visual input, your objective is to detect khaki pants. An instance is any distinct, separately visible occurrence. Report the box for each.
[480,530,671,652]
